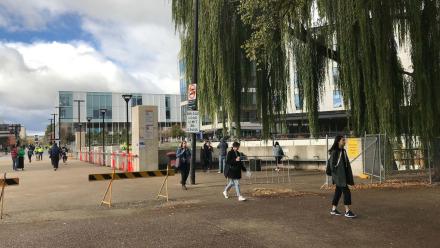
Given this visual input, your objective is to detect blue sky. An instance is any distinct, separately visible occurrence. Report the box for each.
[0,0,180,134]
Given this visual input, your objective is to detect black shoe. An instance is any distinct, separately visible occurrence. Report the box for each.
[182,185,187,190]
[330,209,342,216]
[345,210,357,218]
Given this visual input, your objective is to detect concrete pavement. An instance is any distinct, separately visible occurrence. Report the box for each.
[0,157,439,247]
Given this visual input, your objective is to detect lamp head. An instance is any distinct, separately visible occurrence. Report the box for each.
[100,108,107,115]
[122,94,133,103]
[87,117,92,122]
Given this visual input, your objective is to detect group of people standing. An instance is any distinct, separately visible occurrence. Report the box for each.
[176,135,357,217]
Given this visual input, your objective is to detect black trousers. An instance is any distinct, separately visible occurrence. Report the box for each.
[180,163,190,185]
[332,186,352,206]
[52,158,60,169]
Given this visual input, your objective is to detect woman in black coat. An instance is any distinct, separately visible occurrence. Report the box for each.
[223,142,247,201]
[328,135,356,218]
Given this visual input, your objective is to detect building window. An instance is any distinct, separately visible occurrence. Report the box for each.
[294,94,303,110]
[87,93,113,120]
[333,90,343,108]
[165,96,171,120]
[131,95,142,107]
[59,92,73,119]
[332,66,339,85]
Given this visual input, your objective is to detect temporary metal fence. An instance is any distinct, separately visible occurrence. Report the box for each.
[77,151,138,172]
[325,134,388,184]
[387,147,433,183]
[241,155,293,184]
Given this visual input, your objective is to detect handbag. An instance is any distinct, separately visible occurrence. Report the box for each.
[325,151,342,176]
[174,157,180,168]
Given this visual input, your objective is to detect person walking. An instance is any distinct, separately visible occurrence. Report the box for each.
[27,145,34,163]
[217,138,228,174]
[36,145,43,161]
[61,145,68,164]
[11,145,18,171]
[223,142,247,201]
[328,135,357,218]
[201,140,213,172]
[272,141,284,171]
[176,141,191,190]
[17,145,25,170]
[50,143,61,171]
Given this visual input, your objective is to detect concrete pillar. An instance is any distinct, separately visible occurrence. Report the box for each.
[75,132,86,152]
[132,106,159,171]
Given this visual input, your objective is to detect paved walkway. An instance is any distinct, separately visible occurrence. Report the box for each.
[0,158,439,247]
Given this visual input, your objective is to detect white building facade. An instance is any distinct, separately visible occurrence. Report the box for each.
[55,91,181,145]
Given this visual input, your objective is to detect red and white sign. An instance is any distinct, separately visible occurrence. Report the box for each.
[188,84,197,101]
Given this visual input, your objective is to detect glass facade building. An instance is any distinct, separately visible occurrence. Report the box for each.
[56,91,181,145]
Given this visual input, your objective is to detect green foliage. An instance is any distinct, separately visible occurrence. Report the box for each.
[172,0,440,145]
[170,125,185,138]
[172,0,288,138]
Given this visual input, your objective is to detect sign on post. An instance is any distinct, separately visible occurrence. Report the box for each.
[186,111,200,133]
[188,84,197,110]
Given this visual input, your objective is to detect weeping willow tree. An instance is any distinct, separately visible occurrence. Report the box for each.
[172,0,440,177]
[239,0,440,178]
[172,0,288,138]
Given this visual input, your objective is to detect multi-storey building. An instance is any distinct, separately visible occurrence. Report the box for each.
[55,91,181,145]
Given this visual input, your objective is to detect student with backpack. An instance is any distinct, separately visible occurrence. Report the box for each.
[272,141,284,171]
[326,135,357,218]
[223,142,247,202]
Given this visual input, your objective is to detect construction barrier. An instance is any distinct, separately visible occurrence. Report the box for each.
[0,173,19,219]
[88,170,174,181]
[78,151,138,172]
[88,168,174,207]
[0,178,19,186]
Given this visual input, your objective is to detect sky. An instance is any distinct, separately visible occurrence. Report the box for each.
[0,0,180,135]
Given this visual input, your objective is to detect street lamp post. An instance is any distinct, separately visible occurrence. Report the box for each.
[87,117,92,162]
[55,106,64,146]
[48,119,53,144]
[100,109,107,166]
[190,0,200,185]
[74,100,85,154]
[51,113,57,144]
[122,94,132,155]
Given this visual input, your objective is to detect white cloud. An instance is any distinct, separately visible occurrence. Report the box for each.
[0,0,181,132]
[0,41,160,132]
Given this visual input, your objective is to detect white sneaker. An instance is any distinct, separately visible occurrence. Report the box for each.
[223,191,229,199]
[238,196,246,201]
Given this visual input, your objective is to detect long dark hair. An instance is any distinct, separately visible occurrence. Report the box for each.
[329,135,344,153]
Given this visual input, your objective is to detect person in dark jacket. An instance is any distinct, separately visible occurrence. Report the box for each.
[217,138,228,174]
[223,142,247,201]
[27,145,34,163]
[329,135,356,218]
[201,140,213,172]
[176,141,191,190]
[50,143,61,171]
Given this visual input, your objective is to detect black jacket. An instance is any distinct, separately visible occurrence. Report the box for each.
[329,149,354,186]
[225,150,247,179]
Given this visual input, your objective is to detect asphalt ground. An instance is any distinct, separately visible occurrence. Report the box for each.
[0,157,439,248]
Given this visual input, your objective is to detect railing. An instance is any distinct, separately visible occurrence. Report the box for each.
[77,151,138,172]
[241,155,293,184]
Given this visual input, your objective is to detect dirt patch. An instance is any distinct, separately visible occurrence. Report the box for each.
[320,180,438,190]
[250,188,320,198]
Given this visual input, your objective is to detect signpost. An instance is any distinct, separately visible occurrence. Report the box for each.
[186,111,200,133]
[188,84,197,111]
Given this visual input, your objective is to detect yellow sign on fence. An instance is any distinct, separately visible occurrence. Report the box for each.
[347,138,361,159]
